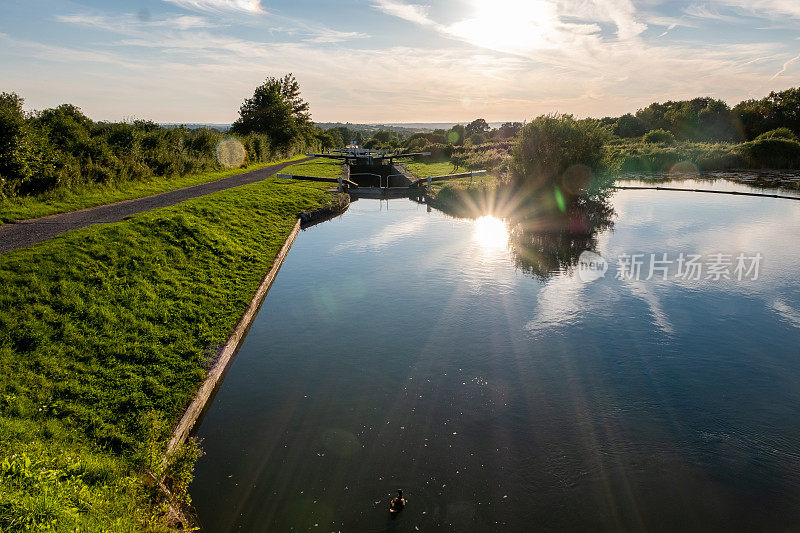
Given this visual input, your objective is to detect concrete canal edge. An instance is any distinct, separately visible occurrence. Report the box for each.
[166,194,350,456]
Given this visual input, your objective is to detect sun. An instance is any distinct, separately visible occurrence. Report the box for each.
[447,0,558,54]
[473,215,509,251]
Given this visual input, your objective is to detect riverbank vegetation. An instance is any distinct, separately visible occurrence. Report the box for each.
[0,74,343,210]
[360,87,800,177]
[0,155,304,223]
[0,178,341,529]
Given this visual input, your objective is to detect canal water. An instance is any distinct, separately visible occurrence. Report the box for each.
[191,179,800,532]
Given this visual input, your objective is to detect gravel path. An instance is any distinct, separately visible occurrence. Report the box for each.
[0,157,312,254]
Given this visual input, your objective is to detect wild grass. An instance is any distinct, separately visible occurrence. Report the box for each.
[0,177,341,529]
[0,155,305,223]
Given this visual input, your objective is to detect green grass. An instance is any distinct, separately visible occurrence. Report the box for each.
[281,158,343,178]
[0,177,341,530]
[0,155,305,224]
[405,161,457,178]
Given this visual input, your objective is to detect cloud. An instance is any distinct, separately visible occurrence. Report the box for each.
[771,53,800,79]
[55,13,216,32]
[162,0,264,14]
[371,0,436,27]
[304,28,369,43]
[710,0,800,19]
[684,4,740,23]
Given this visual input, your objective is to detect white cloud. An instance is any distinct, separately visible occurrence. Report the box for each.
[711,0,800,19]
[684,4,740,23]
[304,28,369,43]
[771,53,800,80]
[55,13,216,33]
[162,0,264,14]
[371,0,436,27]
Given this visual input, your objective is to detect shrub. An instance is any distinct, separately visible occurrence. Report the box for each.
[755,127,798,142]
[644,129,676,144]
[736,138,800,169]
[509,114,607,191]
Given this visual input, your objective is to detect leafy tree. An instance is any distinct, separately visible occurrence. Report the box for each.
[613,113,645,138]
[447,124,465,145]
[466,118,489,136]
[318,129,342,150]
[0,92,32,195]
[372,130,393,144]
[635,98,738,141]
[734,88,800,140]
[497,122,522,139]
[277,73,311,125]
[231,78,298,147]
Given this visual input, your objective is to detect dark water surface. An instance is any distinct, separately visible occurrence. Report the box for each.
[191,180,800,532]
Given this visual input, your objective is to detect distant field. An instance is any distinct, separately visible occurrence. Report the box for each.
[0,155,305,224]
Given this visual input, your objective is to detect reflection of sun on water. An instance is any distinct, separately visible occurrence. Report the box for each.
[473,215,509,251]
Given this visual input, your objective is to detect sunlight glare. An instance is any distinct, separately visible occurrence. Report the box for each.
[473,215,509,251]
[447,0,560,53]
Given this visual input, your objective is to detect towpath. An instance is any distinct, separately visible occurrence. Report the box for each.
[0,157,313,253]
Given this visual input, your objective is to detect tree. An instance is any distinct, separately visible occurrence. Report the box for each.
[231,77,299,147]
[277,73,311,125]
[447,124,465,145]
[0,92,31,194]
[498,122,522,139]
[612,113,645,138]
[635,98,738,141]
[466,118,489,136]
[734,87,800,140]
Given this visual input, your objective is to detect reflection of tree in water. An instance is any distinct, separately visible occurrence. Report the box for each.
[507,196,615,281]
[421,175,616,281]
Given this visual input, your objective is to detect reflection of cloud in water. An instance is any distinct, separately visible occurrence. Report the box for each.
[331,215,429,253]
[772,299,800,329]
[626,281,674,336]
[524,275,608,337]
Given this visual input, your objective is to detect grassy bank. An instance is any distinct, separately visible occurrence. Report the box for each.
[0,155,305,223]
[282,157,343,178]
[0,177,342,529]
[407,160,503,217]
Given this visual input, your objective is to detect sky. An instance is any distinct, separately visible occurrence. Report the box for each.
[1,0,799,123]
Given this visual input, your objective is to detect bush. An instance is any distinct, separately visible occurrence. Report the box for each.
[755,127,798,142]
[737,138,800,169]
[509,114,607,191]
[644,129,676,144]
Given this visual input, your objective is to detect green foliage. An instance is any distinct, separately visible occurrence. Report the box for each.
[448,124,466,145]
[643,129,676,144]
[734,87,800,140]
[0,157,302,223]
[612,113,645,138]
[509,114,608,191]
[0,92,309,202]
[231,74,316,151]
[465,118,489,136]
[736,138,800,169]
[635,97,739,141]
[755,127,798,142]
[497,122,522,139]
[0,177,340,529]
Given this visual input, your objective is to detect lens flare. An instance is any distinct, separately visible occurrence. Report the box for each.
[215,138,246,168]
[473,215,509,251]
